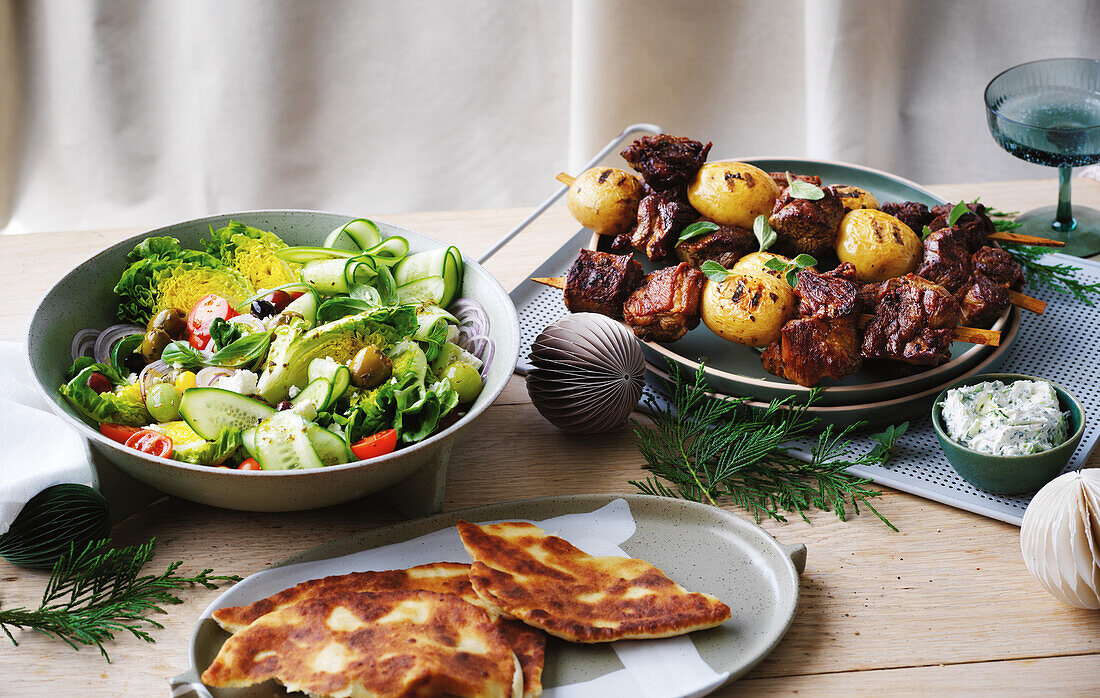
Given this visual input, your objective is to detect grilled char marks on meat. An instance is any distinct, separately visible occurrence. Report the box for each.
[620,134,712,191]
[623,263,705,342]
[769,172,823,190]
[674,224,756,268]
[630,189,698,261]
[973,246,1024,290]
[861,274,961,366]
[916,227,973,294]
[563,249,643,319]
[761,263,862,387]
[768,185,846,256]
[879,201,933,233]
[957,272,1010,327]
[928,202,996,250]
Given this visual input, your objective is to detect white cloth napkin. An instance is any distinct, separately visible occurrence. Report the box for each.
[0,341,95,535]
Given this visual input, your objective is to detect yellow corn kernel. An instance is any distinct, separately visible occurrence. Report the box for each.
[175,371,198,392]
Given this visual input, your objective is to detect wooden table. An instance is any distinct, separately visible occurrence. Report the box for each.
[3,178,1100,696]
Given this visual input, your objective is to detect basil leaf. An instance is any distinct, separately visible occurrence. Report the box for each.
[161,341,206,369]
[700,260,731,283]
[210,331,272,368]
[678,221,720,244]
[349,282,381,303]
[753,215,777,252]
[763,257,788,272]
[792,254,817,269]
[317,297,373,323]
[375,263,398,306]
[209,317,242,351]
[109,333,144,374]
[786,174,825,201]
[947,201,969,226]
[922,225,933,241]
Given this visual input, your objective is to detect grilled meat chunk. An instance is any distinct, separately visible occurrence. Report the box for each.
[630,190,698,261]
[957,272,1010,327]
[879,201,933,233]
[769,172,823,190]
[674,224,756,268]
[623,263,705,342]
[861,274,961,366]
[761,264,862,387]
[563,249,643,319]
[768,185,846,256]
[620,134,712,191]
[928,202,996,251]
[973,245,1024,290]
[916,226,973,293]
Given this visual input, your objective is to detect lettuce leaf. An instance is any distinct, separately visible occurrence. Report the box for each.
[203,221,298,291]
[61,364,150,427]
[172,428,242,466]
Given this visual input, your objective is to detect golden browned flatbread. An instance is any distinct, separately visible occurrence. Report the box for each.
[201,589,523,698]
[212,562,545,698]
[457,520,731,643]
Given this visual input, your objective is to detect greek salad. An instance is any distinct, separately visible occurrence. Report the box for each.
[62,219,494,470]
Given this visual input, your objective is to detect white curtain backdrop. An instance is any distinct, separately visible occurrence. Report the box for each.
[2,0,1098,234]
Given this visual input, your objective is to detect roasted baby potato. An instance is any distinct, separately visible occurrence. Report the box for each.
[701,271,797,347]
[730,251,794,281]
[687,161,780,228]
[566,166,643,236]
[835,209,921,282]
[832,185,879,212]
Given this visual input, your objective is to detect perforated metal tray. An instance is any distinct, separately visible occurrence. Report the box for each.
[511,239,1100,526]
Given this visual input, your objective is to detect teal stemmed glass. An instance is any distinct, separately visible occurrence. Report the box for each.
[985,58,1100,257]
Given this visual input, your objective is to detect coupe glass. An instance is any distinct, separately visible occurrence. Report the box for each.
[985,58,1100,257]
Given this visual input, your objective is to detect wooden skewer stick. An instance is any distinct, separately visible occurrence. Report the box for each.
[988,231,1065,247]
[531,276,1001,346]
[1007,289,1046,314]
[556,172,576,187]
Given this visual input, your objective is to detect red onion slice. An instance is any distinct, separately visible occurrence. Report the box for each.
[196,366,236,387]
[449,298,490,334]
[71,329,100,361]
[138,360,173,399]
[93,324,144,364]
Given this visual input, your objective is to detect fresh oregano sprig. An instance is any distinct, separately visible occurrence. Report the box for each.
[786,173,825,200]
[678,220,720,244]
[764,253,817,288]
[0,538,239,661]
[630,360,903,529]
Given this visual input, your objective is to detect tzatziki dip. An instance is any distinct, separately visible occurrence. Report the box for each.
[940,379,1068,456]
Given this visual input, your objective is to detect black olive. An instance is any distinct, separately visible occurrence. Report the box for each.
[251,299,276,319]
[276,400,293,411]
[123,352,146,374]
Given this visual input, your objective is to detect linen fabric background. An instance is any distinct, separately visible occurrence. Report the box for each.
[0,0,1097,234]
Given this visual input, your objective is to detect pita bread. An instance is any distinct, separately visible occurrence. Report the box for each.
[201,589,522,698]
[211,562,545,698]
[457,520,731,643]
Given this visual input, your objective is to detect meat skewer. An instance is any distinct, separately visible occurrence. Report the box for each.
[531,274,1000,347]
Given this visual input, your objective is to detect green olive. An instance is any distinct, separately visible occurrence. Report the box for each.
[148,308,187,338]
[146,382,182,422]
[445,363,483,403]
[140,329,172,362]
[350,346,392,389]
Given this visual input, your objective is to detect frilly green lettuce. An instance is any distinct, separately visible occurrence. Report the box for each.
[61,364,150,427]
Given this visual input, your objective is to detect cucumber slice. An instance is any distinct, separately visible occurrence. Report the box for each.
[363,237,409,264]
[396,276,446,305]
[393,247,462,306]
[324,219,380,251]
[292,377,333,411]
[330,365,351,402]
[307,357,342,384]
[282,288,319,327]
[178,388,275,440]
[241,427,258,460]
[343,256,378,287]
[253,412,324,470]
[302,258,351,295]
[389,341,428,386]
[276,246,358,264]
[307,424,351,466]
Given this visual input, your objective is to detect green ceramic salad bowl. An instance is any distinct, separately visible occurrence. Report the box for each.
[26,211,520,514]
[931,373,1085,495]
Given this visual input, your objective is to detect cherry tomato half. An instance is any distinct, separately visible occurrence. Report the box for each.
[188,331,212,350]
[238,458,262,471]
[125,429,173,458]
[100,423,140,443]
[350,429,399,461]
[186,294,239,341]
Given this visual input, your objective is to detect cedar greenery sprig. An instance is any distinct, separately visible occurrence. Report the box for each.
[985,204,1100,304]
[630,361,904,529]
[0,538,239,661]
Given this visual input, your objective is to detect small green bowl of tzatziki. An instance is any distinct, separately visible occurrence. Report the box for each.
[932,374,1085,495]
